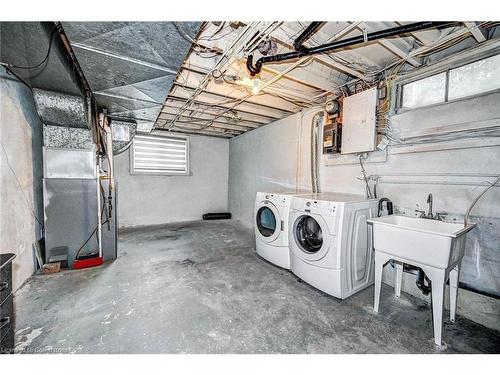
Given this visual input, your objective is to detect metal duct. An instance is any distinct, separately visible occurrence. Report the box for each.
[33,89,87,128]
[61,22,201,128]
[0,22,83,96]
[310,111,324,193]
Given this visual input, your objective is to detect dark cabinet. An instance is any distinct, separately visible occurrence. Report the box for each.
[0,253,15,354]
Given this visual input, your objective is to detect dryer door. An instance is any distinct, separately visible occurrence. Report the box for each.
[255,201,281,243]
[290,211,330,261]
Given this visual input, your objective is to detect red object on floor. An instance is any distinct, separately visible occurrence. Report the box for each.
[73,256,104,270]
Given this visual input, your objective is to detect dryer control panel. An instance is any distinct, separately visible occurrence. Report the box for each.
[265,193,292,206]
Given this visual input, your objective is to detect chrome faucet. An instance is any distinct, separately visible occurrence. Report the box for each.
[427,193,433,219]
[415,193,447,221]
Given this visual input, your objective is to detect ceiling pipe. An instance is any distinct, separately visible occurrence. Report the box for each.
[293,22,324,50]
[247,21,458,76]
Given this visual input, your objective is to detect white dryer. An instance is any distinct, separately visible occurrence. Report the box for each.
[288,192,378,299]
[254,191,302,269]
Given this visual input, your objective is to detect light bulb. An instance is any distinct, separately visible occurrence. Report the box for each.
[252,79,261,95]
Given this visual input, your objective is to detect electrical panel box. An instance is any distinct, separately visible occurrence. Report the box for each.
[323,122,341,154]
[341,87,377,154]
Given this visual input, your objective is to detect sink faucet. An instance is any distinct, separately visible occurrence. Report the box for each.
[415,193,447,220]
[427,193,433,219]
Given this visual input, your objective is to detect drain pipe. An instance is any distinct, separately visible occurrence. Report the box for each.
[311,111,324,193]
[293,22,324,50]
[248,22,456,75]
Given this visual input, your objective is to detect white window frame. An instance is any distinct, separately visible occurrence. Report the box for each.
[130,133,190,176]
[394,46,500,113]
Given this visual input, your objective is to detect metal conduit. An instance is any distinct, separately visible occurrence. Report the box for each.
[311,111,324,193]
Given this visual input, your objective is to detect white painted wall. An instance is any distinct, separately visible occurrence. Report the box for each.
[0,69,43,291]
[228,91,500,331]
[115,132,229,228]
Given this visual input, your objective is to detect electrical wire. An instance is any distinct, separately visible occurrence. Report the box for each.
[0,27,57,71]
[74,179,109,259]
[358,154,373,199]
[0,142,44,230]
[464,174,500,227]
[2,66,32,91]
[174,22,220,57]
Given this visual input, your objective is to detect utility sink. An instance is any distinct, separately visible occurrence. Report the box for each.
[368,214,477,348]
[367,215,476,269]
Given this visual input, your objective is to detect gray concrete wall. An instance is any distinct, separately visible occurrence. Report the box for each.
[228,92,500,331]
[115,132,229,228]
[0,68,43,291]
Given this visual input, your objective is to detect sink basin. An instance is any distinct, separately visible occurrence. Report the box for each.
[367,215,476,269]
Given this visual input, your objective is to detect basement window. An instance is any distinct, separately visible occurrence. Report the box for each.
[448,53,500,101]
[131,134,189,175]
[399,53,500,110]
[401,72,447,109]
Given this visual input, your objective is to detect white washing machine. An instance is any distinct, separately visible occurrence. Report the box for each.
[288,192,378,299]
[254,191,303,269]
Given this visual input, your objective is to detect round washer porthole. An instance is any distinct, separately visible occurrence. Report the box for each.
[294,215,323,254]
[256,206,277,237]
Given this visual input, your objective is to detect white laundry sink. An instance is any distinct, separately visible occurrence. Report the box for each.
[367,215,476,269]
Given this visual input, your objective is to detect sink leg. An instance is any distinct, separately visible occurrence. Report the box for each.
[374,252,386,313]
[395,262,403,298]
[449,264,460,323]
[429,270,446,348]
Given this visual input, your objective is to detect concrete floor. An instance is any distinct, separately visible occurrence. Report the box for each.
[14,220,500,354]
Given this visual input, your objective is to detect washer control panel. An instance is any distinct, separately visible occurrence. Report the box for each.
[300,199,337,214]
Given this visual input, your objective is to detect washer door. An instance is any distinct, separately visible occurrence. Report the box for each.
[255,202,281,243]
[291,212,330,261]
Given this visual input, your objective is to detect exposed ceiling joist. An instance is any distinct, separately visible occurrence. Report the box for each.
[164,21,274,128]
[170,85,292,119]
[160,106,260,128]
[179,64,315,109]
[164,121,240,136]
[269,26,371,81]
[258,22,367,92]
[172,82,295,114]
[464,22,487,43]
[395,21,442,46]
[358,22,422,67]
[160,117,247,133]
[160,126,234,138]
[158,111,255,131]
[165,95,278,122]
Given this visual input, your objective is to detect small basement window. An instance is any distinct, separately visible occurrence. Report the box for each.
[401,72,446,109]
[448,53,500,101]
[131,134,189,175]
[399,53,500,110]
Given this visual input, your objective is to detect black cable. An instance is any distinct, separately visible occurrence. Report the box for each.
[74,219,109,260]
[3,66,32,91]
[0,27,57,71]
[0,142,44,230]
[74,179,109,259]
